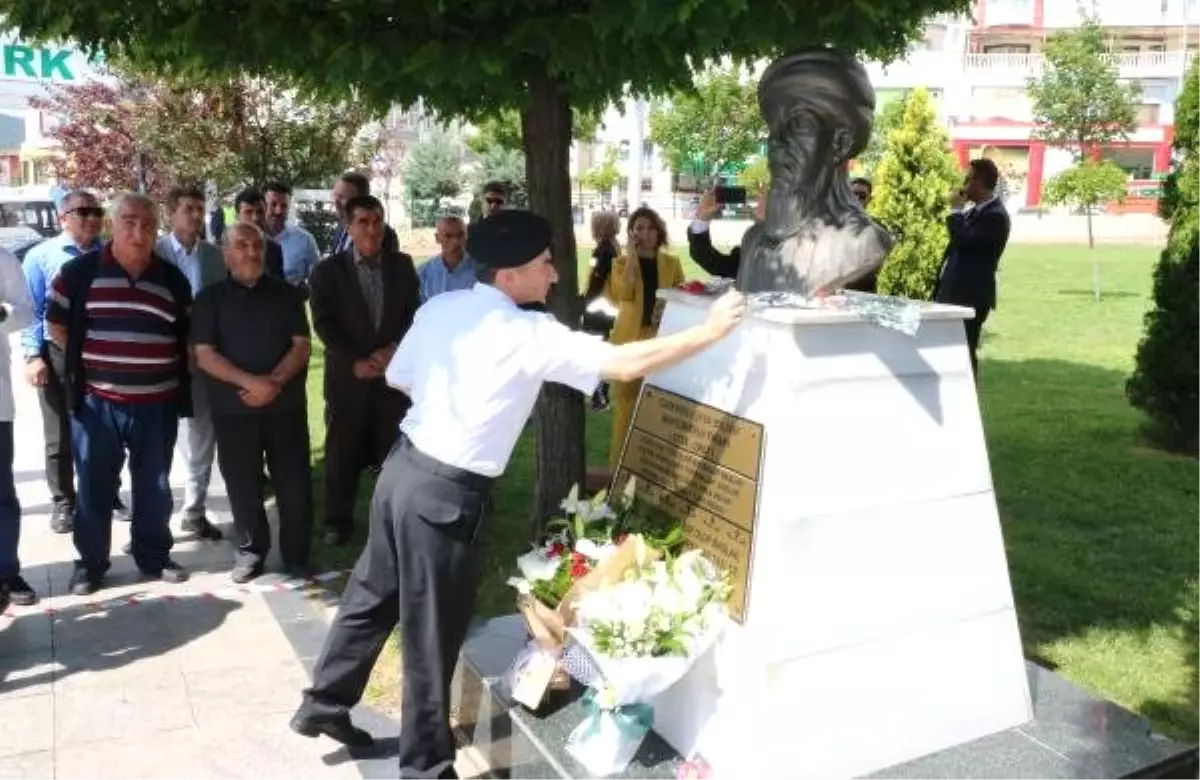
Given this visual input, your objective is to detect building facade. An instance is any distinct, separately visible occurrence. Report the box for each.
[865,0,1198,212]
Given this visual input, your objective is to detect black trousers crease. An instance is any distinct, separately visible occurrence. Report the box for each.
[302,437,491,779]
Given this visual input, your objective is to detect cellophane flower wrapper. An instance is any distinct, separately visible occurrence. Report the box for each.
[558,548,729,776]
[745,289,922,336]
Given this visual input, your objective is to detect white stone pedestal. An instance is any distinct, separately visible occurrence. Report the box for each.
[628,290,1032,778]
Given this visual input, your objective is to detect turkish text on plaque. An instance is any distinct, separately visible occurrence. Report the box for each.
[614,385,764,622]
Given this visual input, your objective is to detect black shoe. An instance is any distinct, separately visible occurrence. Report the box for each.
[140,560,189,584]
[68,566,102,596]
[323,528,350,547]
[1,575,37,607]
[50,502,74,534]
[112,497,130,522]
[181,515,223,541]
[289,710,374,748]
[231,562,264,584]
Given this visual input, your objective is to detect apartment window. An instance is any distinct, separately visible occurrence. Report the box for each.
[1102,147,1153,178]
[1137,103,1162,124]
[984,44,1032,54]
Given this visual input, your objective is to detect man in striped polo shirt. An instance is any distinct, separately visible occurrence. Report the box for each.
[45,193,195,596]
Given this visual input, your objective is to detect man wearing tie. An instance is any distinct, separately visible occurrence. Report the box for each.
[933,158,1011,378]
[157,186,226,542]
[330,172,399,256]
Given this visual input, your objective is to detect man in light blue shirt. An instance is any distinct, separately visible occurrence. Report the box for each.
[416,216,476,303]
[265,182,321,291]
[20,190,125,533]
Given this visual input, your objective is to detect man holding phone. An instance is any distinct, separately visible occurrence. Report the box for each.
[686,187,763,278]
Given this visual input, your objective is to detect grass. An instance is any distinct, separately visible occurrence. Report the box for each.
[305,243,1198,740]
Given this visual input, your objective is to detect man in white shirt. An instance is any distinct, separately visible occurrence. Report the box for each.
[291,210,746,776]
[0,246,35,605]
[156,186,226,542]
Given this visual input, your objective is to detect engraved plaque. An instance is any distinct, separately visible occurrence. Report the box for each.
[614,386,765,623]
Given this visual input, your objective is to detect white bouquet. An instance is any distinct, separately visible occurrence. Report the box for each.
[562,547,729,776]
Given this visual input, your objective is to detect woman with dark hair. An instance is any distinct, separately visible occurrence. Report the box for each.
[582,210,622,410]
[604,206,685,465]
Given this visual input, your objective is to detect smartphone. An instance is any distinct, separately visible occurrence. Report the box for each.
[714,185,747,205]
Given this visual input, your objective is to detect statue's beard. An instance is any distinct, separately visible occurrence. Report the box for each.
[762,161,838,242]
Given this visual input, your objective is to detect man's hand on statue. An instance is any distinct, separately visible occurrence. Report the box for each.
[696,189,720,222]
[703,289,747,339]
[353,358,381,379]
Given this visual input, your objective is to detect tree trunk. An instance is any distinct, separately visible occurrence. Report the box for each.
[1086,208,1101,301]
[522,74,585,541]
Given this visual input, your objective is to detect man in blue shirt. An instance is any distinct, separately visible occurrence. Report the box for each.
[264,182,321,294]
[20,190,127,533]
[416,216,476,303]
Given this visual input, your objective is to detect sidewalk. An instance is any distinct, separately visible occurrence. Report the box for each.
[0,336,482,779]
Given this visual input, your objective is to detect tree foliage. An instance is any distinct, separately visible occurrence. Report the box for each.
[404,130,464,202]
[856,95,908,177]
[648,64,764,179]
[466,107,601,156]
[737,155,770,193]
[580,146,621,198]
[30,63,373,196]
[1026,15,1141,156]
[2,0,973,529]
[869,88,960,300]
[1126,59,1199,453]
[1041,159,1128,246]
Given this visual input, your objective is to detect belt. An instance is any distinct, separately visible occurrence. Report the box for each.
[396,436,494,491]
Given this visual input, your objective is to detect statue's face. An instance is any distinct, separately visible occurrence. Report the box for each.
[768,109,825,190]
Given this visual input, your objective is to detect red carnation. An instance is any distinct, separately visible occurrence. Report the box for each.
[569,551,591,578]
[548,542,565,557]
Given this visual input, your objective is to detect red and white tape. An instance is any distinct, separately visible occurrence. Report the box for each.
[1,569,351,618]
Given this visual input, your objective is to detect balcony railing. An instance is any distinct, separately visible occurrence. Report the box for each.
[963,50,1197,77]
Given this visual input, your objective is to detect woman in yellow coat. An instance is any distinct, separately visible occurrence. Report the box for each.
[605,206,686,466]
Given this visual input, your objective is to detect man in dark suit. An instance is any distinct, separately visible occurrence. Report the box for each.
[234,188,286,279]
[933,158,1011,378]
[687,187,880,292]
[329,172,399,256]
[309,195,420,547]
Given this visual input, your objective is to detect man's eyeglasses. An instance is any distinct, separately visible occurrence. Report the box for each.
[68,206,104,219]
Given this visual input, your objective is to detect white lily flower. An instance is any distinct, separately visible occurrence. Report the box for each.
[507,576,533,594]
[559,483,591,516]
[517,548,563,582]
[574,538,618,563]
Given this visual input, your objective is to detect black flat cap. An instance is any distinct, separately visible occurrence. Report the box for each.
[467,210,552,269]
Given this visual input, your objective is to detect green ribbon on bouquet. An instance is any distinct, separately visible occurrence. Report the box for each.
[580,687,655,742]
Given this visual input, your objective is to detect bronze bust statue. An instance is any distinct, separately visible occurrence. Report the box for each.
[737,48,894,296]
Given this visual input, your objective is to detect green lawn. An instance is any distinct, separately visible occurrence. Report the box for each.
[305,243,1198,740]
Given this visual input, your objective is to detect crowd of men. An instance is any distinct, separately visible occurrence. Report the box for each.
[1,172,508,603]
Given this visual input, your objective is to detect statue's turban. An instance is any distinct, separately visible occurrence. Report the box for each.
[758,48,876,159]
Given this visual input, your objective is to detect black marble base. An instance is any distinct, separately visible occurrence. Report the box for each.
[450,615,1199,779]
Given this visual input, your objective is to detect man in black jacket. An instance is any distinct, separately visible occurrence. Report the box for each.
[309,195,420,547]
[933,158,1011,377]
[687,188,881,293]
[330,172,400,256]
[234,188,286,279]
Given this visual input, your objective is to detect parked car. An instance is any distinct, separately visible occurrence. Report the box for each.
[0,226,48,263]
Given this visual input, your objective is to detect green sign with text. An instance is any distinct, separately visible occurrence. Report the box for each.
[0,43,80,81]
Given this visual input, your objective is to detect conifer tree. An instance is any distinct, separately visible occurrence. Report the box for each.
[869,88,961,300]
[1126,60,1199,453]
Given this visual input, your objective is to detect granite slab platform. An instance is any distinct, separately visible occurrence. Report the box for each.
[450,615,1199,779]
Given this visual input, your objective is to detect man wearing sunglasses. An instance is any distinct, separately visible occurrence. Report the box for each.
[20,191,128,536]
